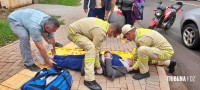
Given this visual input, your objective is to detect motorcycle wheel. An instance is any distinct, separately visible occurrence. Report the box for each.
[164,15,176,30]
[148,26,156,30]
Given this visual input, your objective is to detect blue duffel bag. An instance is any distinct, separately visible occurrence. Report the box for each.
[21,67,72,90]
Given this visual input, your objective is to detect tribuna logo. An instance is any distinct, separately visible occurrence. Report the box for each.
[167,76,195,82]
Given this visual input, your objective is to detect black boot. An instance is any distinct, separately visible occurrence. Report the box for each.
[168,60,176,73]
[133,72,150,80]
[84,80,102,90]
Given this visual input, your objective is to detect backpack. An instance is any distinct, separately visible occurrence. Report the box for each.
[21,67,72,90]
[133,0,145,20]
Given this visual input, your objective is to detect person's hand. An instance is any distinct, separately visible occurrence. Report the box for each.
[48,55,54,59]
[84,9,88,14]
[104,15,108,21]
[104,10,110,20]
[132,6,134,11]
[47,59,57,67]
[127,58,132,61]
[126,66,134,72]
[132,3,135,11]
[96,67,103,74]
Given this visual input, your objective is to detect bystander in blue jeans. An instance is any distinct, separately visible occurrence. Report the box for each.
[122,10,134,25]
[88,8,105,20]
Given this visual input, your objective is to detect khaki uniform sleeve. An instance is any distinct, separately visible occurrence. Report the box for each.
[90,28,106,51]
[131,50,138,61]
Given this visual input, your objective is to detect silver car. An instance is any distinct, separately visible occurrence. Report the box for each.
[180,8,200,49]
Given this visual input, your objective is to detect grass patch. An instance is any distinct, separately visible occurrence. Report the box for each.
[0,18,18,47]
[50,15,65,25]
[39,0,81,6]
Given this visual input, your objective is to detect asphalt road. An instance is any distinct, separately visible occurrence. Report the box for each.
[138,0,200,90]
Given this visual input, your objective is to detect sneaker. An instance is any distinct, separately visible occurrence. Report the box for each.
[84,80,102,90]
[133,72,150,80]
[168,60,176,73]
[55,42,63,47]
[24,64,41,72]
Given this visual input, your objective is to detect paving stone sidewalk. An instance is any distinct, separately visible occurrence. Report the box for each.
[0,1,169,90]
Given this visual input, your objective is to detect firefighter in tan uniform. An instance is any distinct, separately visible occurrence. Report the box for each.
[67,17,121,90]
[121,24,176,80]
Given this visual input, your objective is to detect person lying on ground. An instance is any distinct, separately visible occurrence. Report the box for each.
[53,51,135,80]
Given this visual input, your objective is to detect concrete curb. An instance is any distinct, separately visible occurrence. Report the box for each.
[157,66,170,90]
[135,21,170,90]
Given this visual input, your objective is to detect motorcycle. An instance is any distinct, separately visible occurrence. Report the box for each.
[148,1,183,33]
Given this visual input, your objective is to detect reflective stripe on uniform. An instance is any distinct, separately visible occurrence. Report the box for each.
[163,50,174,57]
[105,24,110,33]
[131,48,137,61]
[72,34,80,43]
[95,19,110,33]
[68,27,80,43]
[133,61,139,69]
[69,27,75,34]
[132,56,148,69]
[85,58,95,63]
[151,60,157,64]
[94,60,101,68]
[131,48,137,54]
[131,56,135,61]
[137,57,149,62]
[159,54,165,60]
[136,28,152,38]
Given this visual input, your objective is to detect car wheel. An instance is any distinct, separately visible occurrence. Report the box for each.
[182,23,200,49]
